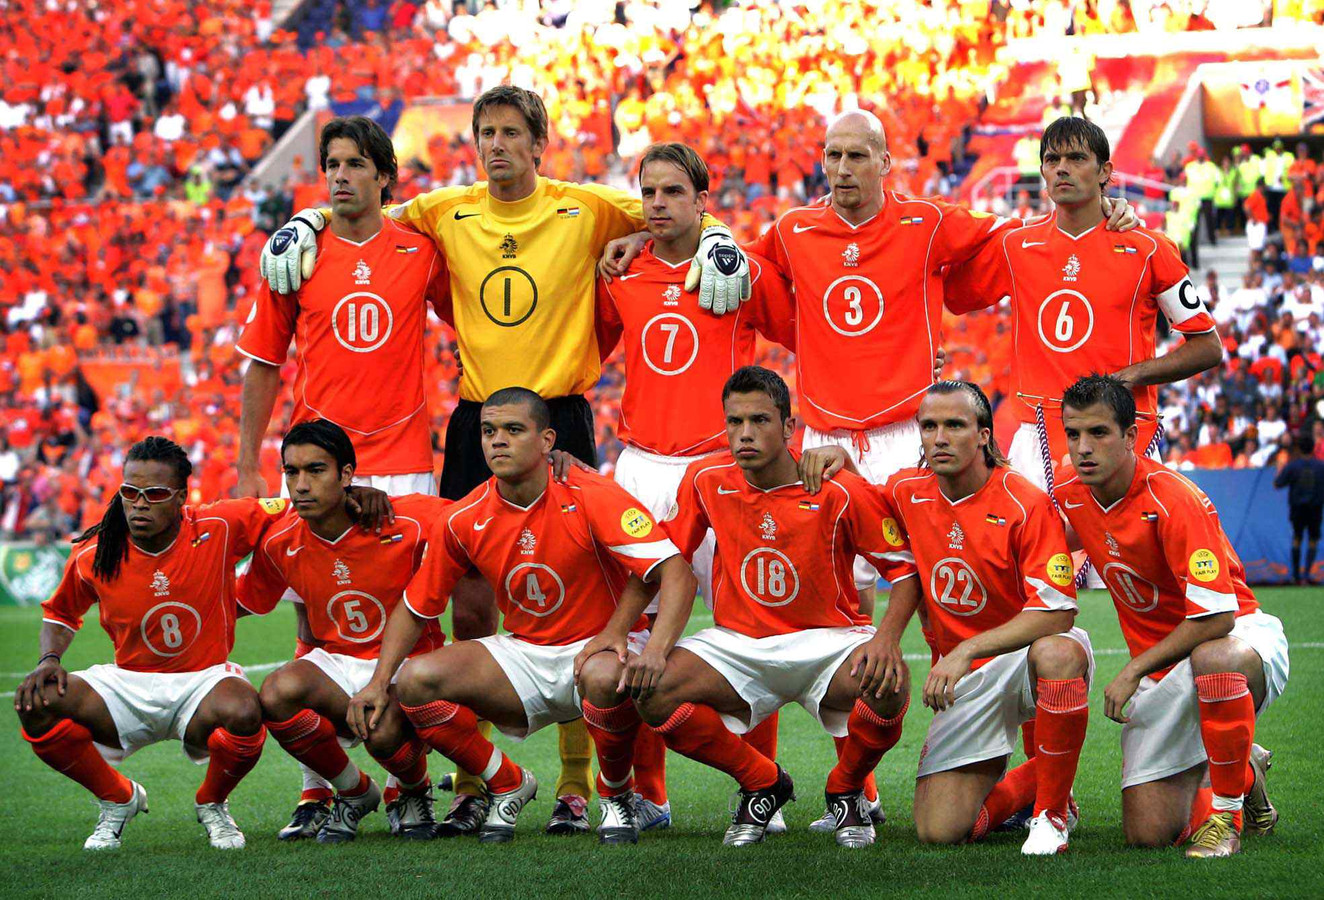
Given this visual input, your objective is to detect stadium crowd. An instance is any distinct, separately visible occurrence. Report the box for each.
[3,0,1323,541]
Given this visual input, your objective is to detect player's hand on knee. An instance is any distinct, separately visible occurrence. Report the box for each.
[260,208,326,294]
[15,657,66,713]
[345,485,394,533]
[347,680,391,740]
[688,225,750,315]
[1103,668,1141,723]
[574,631,628,684]
[621,647,667,699]
[799,445,851,494]
[852,634,904,698]
[599,231,650,282]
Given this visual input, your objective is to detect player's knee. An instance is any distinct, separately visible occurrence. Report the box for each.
[223,696,265,736]
[395,657,445,708]
[1189,637,1251,678]
[914,813,968,845]
[258,665,304,719]
[1028,634,1088,679]
[633,689,675,728]
[364,713,406,758]
[578,653,625,707]
[1123,817,1183,849]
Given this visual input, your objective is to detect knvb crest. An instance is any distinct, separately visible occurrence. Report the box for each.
[500,233,519,259]
[663,285,681,306]
[760,513,778,542]
[151,570,170,596]
[1062,254,1081,282]
[333,559,352,585]
[353,260,371,285]
[1106,532,1120,557]
[947,523,965,550]
[518,528,537,555]
[842,242,860,267]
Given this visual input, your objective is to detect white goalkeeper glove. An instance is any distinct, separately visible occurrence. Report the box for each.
[686,224,750,316]
[259,208,327,294]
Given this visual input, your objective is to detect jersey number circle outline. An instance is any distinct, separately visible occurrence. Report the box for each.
[505,562,566,617]
[641,313,700,376]
[326,590,387,643]
[140,601,204,657]
[479,266,539,327]
[929,557,988,616]
[738,547,800,607]
[332,292,394,353]
[1036,289,1094,353]
[822,275,885,337]
[1102,562,1160,613]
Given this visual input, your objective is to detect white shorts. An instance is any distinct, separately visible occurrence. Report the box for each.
[803,420,921,590]
[75,661,249,765]
[477,630,649,741]
[1120,611,1289,789]
[615,445,718,612]
[676,625,875,737]
[917,627,1095,778]
[281,471,435,605]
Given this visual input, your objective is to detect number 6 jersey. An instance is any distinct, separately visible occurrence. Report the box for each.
[42,499,291,672]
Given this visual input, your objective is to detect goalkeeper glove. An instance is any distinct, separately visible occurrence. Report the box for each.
[686,224,751,316]
[259,208,327,294]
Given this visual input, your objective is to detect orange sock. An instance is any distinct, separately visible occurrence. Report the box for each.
[1176,787,1215,844]
[971,759,1038,841]
[401,700,521,794]
[833,735,880,802]
[266,710,361,791]
[1195,672,1254,821]
[655,703,778,791]
[372,738,429,790]
[1033,678,1088,818]
[300,786,334,804]
[743,712,778,760]
[633,725,668,804]
[24,719,133,803]
[197,726,266,804]
[1021,719,1037,760]
[582,700,642,798]
[825,697,907,794]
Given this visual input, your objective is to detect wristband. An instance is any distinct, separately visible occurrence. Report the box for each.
[38,652,61,666]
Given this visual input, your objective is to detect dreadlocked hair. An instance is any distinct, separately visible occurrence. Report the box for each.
[73,436,193,581]
[918,381,1012,470]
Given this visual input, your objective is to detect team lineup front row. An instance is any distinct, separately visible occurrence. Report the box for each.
[15,369,1288,859]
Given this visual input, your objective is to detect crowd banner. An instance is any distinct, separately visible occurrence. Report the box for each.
[0,543,70,607]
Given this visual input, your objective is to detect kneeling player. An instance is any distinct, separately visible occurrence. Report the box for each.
[1055,376,1287,858]
[15,438,286,850]
[632,367,916,848]
[239,421,451,842]
[348,388,696,844]
[824,382,1093,854]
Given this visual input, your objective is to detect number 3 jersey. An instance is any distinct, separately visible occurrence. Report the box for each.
[237,494,451,659]
[42,499,291,673]
[664,454,916,638]
[879,467,1077,667]
[404,466,681,645]
[237,218,450,476]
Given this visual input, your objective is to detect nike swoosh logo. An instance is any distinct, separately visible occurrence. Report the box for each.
[1021,240,1046,248]
[1064,500,1084,509]
[620,273,643,280]
[910,496,936,504]
[792,223,817,233]
[474,517,494,531]
[454,211,480,220]
[1036,745,1073,757]
[717,486,739,494]
[285,547,303,557]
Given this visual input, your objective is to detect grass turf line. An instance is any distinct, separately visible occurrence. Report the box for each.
[0,589,1319,900]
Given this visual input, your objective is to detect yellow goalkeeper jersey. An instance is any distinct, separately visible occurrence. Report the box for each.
[388,177,644,402]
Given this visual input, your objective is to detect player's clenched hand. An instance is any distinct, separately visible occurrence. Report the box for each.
[688,225,750,316]
[1101,196,1140,232]
[236,470,269,499]
[345,485,394,533]
[574,631,628,684]
[799,445,851,494]
[1103,668,1141,724]
[14,658,67,713]
[620,646,667,699]
[598,231,650,282]
[347,680,392,740]
[260,208,326,294]
[933,347,947,381]
[549,449,595,484]
[923,650,972,712]
[850,634,905,698]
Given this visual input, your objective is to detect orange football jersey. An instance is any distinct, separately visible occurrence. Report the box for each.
[945,215,1215,461]
[664,454,916,638]
[404,467,680,645]
[1053,456,1258,678]
[237,218,449,476]
[595,245,796,456]
[43,499,290,672]
[880,467,1077,667]
[747,193,1013,432]
[238,494,451,659]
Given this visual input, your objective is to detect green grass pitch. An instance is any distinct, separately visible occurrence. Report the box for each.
[1,590,1320,900]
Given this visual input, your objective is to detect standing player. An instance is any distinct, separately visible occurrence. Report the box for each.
[238,421,452,843]
[348,387,698,845]
[237,116,450,835]
[945,117,1223,493]
[633,367,918,849]
[594,142,797,831]
[816,382,1093,854]
[14,438,285,850]
[1054,375,1287,858]
[257,87,750,835]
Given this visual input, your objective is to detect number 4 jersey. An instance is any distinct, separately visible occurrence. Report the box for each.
[43,499,292,672]
[237,494,452,659]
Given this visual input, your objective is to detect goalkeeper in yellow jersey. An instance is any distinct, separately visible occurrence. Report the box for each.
[257,85,750,836]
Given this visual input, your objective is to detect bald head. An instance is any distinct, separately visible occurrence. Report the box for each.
[823,109,890,221]
[826,110,887,153]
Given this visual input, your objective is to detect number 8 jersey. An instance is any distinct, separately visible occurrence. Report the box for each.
[880,467,1077,668]
[42,499,291,673]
